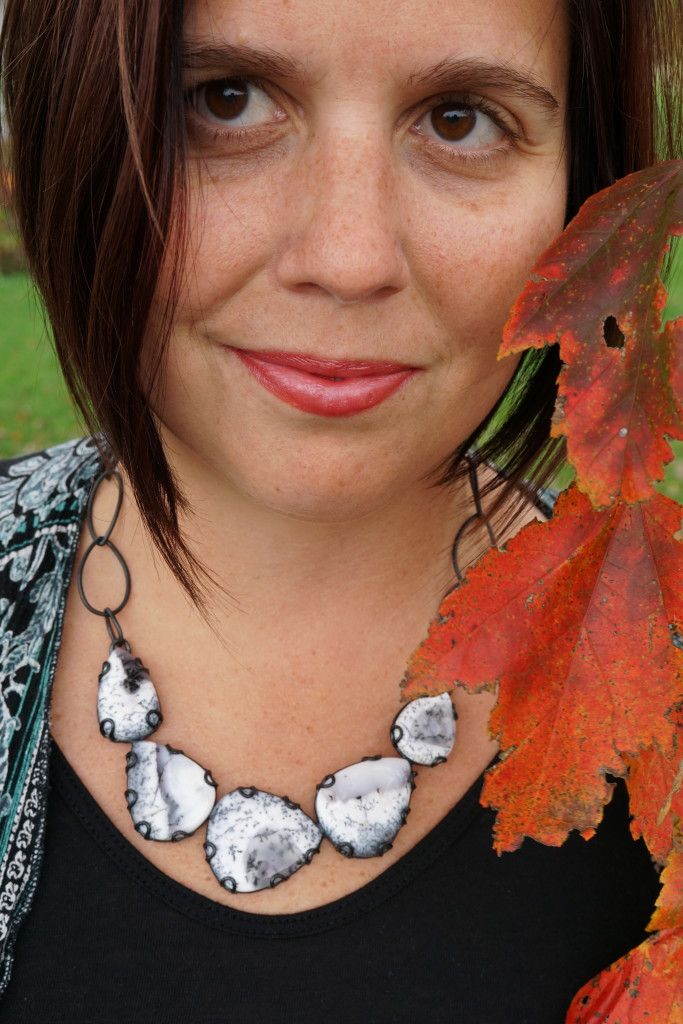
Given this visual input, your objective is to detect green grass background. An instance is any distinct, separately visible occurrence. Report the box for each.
[0,274,83,456]
[1,211,683,502]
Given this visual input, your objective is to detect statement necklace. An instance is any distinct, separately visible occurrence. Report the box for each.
[77,463,493,894]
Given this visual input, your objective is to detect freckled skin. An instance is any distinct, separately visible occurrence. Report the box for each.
[147,0,570,524]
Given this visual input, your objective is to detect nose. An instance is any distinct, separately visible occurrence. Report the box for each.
[274,130,410,304]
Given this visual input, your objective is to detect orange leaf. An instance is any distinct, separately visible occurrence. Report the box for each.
[624,748,683,867]
[650,836,683,933]
[502,161,683,507]
[402,487,683,851]
[565,930,683,1023]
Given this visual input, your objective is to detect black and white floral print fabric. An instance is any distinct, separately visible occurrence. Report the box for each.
[0,438,100,993]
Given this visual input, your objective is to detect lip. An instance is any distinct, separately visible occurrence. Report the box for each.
[229,348,419,417]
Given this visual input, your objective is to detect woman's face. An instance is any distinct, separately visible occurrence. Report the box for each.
[151,0,569,520]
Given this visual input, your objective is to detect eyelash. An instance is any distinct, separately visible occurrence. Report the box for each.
[185,79,521,165]
[411,91,521,165]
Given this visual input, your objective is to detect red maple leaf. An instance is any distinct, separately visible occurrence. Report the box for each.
[403,487,683,851]
[401,162,683,1017]
[651,841,683,934]
[565,930,683,1023]
[502,161,683,506]
[624,748,683,867]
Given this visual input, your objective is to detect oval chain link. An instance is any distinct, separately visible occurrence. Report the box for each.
[77,468,131,651]
[451,455,498,582]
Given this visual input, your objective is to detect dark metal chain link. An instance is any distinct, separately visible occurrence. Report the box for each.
[77,468,131,651]
[451,455,498,582]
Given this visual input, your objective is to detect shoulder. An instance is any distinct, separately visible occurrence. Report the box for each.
[0,437,102,554]
[0,438,103,988]
[0,435,102,697]
[0,436,102,668]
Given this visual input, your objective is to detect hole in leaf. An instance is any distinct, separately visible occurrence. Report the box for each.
[669,624,683,650]
[603,316,625,349]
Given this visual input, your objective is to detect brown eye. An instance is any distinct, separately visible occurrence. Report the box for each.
[193,78,279,128]
[203,79,249,121]
[430,103,477,142]
[414,100,506,152]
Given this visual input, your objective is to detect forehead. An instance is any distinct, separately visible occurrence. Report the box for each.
[185,0,569,98]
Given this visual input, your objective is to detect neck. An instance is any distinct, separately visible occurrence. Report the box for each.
[87,440,503,714]
[182,484,465,613]
[131,436,490,622]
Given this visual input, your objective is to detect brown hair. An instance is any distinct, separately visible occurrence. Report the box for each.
[1,0,682,597]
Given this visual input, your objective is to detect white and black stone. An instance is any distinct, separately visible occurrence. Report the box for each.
[205,789,323,893]
[390,692,456,766]
[125,741,217,841]
[314,756,414,858]
[97,647,162,742]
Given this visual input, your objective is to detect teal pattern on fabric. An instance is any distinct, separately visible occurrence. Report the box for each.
[0,438,101,993]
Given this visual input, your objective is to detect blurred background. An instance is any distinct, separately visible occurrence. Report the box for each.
[1,179,683,500]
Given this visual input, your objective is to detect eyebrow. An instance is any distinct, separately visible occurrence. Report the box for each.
[182,41,307,81]
[408,57,561,118]
[182,43,561,120]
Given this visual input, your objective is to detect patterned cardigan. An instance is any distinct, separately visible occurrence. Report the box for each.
[0,438,101,994]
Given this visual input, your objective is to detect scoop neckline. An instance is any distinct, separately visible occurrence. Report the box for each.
[50,740,494,938]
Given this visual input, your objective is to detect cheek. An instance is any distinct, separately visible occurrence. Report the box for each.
[140,173,277,412]
[416,180,568,344]
[162,179,273,325]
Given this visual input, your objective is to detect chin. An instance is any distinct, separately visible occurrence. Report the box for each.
[252,467,412,524]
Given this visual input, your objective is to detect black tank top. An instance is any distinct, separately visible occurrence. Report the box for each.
[0,744,660,1024]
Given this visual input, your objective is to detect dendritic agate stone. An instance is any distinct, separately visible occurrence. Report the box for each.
[391,692,456,766]
[97,648,162,742]
[205,789,323,893]
[315,757,414,858]
[125,742,217,841]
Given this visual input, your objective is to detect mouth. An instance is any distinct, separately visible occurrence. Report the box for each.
[228,348,420,417]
